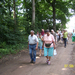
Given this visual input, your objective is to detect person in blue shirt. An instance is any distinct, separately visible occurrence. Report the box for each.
[38,33,43,56]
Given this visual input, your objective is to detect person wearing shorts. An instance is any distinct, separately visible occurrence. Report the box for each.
[72,29,75,45]
[43,29,56,65]
[38,33,43,56]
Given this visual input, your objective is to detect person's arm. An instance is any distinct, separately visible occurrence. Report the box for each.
[53,41,56,49]
[42,36,44,48]
[43,41,45,48]
[35,42,38,50]
[52,35,56,49]
[54,33,56,44]
[40,36,43,41]
[35,36,38,50]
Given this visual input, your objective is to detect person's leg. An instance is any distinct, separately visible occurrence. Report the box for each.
[46,56,48,59]
[74,37,75,43]
[61,37,63,43]
[63,38,66,47]
[44,47,48,63]
[39,46,42,56]
[29,45,33,62]
[39,49,42,56]
[57,37,59,42]
[44,47,48,57]
[72,37,74,45]
[48,47,54,65]
[49,57,51,61]
[59,35,60,41]
[64,38,67,47]
[56,37,57,44]
[32,44,36,63]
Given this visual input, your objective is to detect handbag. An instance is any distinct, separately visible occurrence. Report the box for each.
[45,43,52,47]
[54,49,57,55]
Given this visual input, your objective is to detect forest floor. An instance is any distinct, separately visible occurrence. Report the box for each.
[0,38,75,75]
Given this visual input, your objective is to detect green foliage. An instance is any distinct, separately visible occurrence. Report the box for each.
[0,40,28,58]
[0,0,74,58]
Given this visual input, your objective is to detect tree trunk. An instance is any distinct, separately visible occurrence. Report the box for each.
[52,0,56,32]
[8,0,11,17]
[46,19,50,29]
[32,0,35,30]
[13,0,16,25]
[23,0,28,20]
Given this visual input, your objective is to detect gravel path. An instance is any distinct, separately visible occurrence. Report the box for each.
[0,38,75,75]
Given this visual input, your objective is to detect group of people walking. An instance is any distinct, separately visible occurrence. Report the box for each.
[28,29,75,65]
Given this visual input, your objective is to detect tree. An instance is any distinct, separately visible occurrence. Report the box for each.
[32,0,35,30]
[52,0,56,31]
[13,0,16,28]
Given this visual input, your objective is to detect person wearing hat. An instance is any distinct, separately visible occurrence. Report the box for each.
[28,30,38,63]
[63,29,68,48]
[43,29,56,65]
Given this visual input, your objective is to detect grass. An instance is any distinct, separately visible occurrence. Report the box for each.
[0,36,28,59]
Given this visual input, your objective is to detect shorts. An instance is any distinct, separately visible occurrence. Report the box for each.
[38,46,42,49]
[72,36,75,42]
[44,47,54,57]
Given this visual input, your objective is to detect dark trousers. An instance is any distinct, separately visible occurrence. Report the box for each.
[63,38,67,47]
[29,44,36,62]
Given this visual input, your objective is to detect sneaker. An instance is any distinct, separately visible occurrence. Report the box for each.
[48,61,51,65]
[64,46,66,48]
[30,60,33,63]
[33,61,35,64]
[46,59,49,63]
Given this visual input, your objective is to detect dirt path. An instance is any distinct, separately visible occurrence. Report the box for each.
[0,38,75,75]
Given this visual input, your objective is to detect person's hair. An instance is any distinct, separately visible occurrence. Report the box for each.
[51,29,54,32]
[46,29,49,32]
[57,31,58,33]
[44,30,47,33]
[37,31,39,33]
[30,30,34,33]
[39,33,41,35]
[42,29,44,31]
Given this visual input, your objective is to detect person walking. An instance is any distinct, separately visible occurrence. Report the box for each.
[36,31,39,37]
[51,29,56,44]
[72,29,75,45]
[41,29,44,36]
[58,29,61,41]
[38,33,43,56]
[28,30,38,64]
[63,29,68,48]
[56,31,59,44]
[43,29,56,65]
[60,31,63,43]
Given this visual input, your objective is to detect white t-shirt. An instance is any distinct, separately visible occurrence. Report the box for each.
[58,30,61,34]
[28,35,38,44]
[56,33,59,38]
[61,33,63,37]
